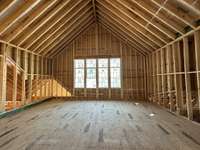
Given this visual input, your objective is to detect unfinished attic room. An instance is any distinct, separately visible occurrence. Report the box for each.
[1,0,200,150]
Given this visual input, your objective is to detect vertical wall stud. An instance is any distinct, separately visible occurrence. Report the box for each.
[12,48,19,108]
[135,51,139,99]
[172,42,183,114]
[96,23,99,99]
[152,53,157,102]
[194,31,200,116]
[166,46,173,111]
[183,37,193,120]
[0,44,7,111]
[21,51,26,105]
[120,41,124,99]
[156,51,161,104]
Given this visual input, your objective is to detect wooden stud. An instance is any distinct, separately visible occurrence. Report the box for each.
[96,23,99,99]
[12,48,18,107]
[172,42,183,114]
[0,44,7,111]
[194,31,200,116]
[156,51,161,104]
[152,53,157,102]
[166,45,173,111]
[120,41,124,99]
[183,37,193,120]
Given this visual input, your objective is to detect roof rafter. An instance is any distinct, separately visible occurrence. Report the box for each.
[151,0,196,29]
[131,0,185,34]
[0,0,38,34]
[98,14,153,53]
[49,21,95,57]
[96,6,158,50]
[0,0,199,58]
[175,0,200,16]
[98,17,151,54]
[46,19,94,57]
[41,13,94,55]
[99,22,147,56]
[92,0,97,21]
[99,20,148,56]
[4,0,59,42]
[13,0,72,46]
[51,22,147,58]
[27,0,91,50]
[0,0,13,15]
[116,0,176,40]
[96,1,165,47]
[100,0,171,43]
[0,0,44,36]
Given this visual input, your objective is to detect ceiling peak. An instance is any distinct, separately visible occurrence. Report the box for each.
[92,0,97,22]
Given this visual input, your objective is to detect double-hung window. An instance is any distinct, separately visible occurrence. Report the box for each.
[86,59,96,88]
[98,59,108,88]
[74,59,84,88]
[110,58,121,88]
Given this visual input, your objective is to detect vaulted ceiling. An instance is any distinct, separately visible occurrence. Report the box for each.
[0,0,200,57]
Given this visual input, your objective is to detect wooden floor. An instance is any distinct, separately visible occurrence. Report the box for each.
[0,99,200,150]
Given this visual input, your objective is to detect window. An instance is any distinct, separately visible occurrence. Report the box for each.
[98,59,108,88]
[86,59,96,88]
[74,59,84,88]
[110,58,121,88]
[74,58,121,88]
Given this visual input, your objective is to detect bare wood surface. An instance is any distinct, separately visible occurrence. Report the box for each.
[0,99,200,150]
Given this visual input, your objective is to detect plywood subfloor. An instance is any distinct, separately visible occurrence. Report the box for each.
[0,99,200,150]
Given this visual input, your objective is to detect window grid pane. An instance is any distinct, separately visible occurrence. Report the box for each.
[74,59,84,88]
[110,58,121,88]
[75,59,84,68]
[98,58,108,67]
[86,59,96,88]
[98,58,108,88]
[86,59,96,68]
[110,58,120,67]
[110,68,121,88]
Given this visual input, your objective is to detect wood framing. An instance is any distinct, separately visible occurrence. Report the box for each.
[52,24,146,100]
[0,0,200,124]
[0,41,53,111]
[0,44,7,111]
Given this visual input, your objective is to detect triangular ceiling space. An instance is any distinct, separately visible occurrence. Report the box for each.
[0,0,200,57]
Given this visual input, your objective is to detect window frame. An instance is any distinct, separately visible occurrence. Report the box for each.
[86,59,97,89]
[73,58,121,89]
[110,58,121,88]
[98,58,109,88]
[74,59,85,88]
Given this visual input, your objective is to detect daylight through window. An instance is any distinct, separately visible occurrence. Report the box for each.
[110,58,121,88]
[86,59,96,88]
[98,59,108,88]
[74,58,121,88]
[74,59,84,88]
